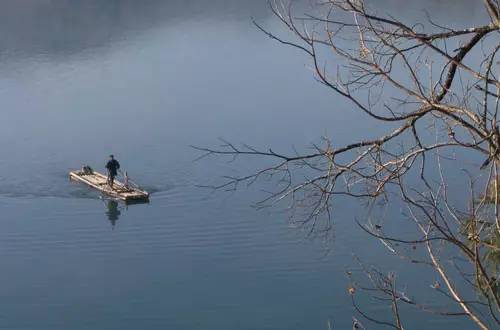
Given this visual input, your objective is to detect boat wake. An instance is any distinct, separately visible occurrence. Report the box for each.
[0,174,177,201]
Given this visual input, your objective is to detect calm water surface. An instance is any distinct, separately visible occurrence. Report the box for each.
[0,1,488,329]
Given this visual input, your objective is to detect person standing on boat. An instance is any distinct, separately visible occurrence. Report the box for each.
[106,154,120,189]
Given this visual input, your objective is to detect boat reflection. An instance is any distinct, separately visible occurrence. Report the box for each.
[105,200,122,229]
[102,197,149,229]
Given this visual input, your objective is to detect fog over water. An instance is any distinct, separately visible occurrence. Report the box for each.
[0,1,492,329]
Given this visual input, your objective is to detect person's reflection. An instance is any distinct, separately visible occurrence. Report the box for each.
[106,200,121,228]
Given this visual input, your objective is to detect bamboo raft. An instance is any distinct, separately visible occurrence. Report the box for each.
[69,168,149,203]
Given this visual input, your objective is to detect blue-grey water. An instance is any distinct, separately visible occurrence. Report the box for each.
[0,1,490,329]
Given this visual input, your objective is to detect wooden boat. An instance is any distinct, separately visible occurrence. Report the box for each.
[69,168,149,203]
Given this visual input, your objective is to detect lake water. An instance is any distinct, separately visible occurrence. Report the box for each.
[0,1,490,329]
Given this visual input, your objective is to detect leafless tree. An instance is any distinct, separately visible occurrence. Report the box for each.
[194,0,500,328]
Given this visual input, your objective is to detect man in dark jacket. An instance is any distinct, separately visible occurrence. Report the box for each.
[106,154,120,189]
